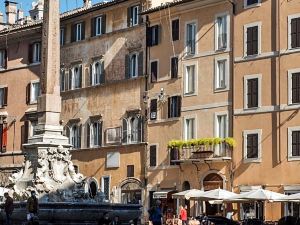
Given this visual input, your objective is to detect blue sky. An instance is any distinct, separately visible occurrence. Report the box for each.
[1,0,106,16]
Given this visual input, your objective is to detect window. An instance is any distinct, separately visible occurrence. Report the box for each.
[150,99,157,120]
[71,22,85,42]
[127,165,134,177]
[243,129,262,162]
[29,120,38,137]
[0,87,8,108]
[122,115,143,144]
[128,5,139,27]
[149,145,157,167]
[170,148,180,165]
[215,56,229,90]
[101,176,110,201]
[150,61,158,83]
[70,124,81,149]
[244,75,261,109]
[106,127,122,144]
[288,69,300,105]
[184,117,196,140]
[30,81,40,104]
[288,127,300,161]
[29,42,41,64]
[241,201,264,220]
[60,69,65,92]
[91,15,106,37]
[285,190,300,217]
[0,124,7,153]
[147,25,160,47]
[184,64,196,95]
[171,57,178,79]
[60,28,65,46]
[87,121,102,148]
[186,22,196,55]
[125,52,143,79]
[90,60,105,86]
[0,49,7,69]
[244,23,261,56]
[130,54,138,78]
[215,14,228,50]
[168,96,181,118]
[215,113,228,156]
[289,15,300,49]
[244,0,261,8]
[172,19,179,41]
[69,65,82,90]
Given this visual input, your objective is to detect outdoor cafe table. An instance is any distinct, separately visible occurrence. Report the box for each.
[165,219,200,225]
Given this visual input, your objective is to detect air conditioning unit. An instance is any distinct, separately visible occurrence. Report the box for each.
[150,112,157,120]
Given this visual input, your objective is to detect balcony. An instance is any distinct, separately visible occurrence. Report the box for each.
[168,138,235,163]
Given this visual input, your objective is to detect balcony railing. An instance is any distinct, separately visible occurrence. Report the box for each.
[168,138,235,163]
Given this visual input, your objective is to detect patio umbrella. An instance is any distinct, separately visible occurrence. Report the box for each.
[193,188,238,200]
[282,193,300,201]
[227,188,286,202]
[172,189,204,200]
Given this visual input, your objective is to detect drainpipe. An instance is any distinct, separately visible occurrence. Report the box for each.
[277,0,281,164]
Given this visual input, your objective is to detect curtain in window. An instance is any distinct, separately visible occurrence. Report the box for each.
[186,66,195,94]
[217,16,227,49]
[217,60,226,88]
[186,119,194,140]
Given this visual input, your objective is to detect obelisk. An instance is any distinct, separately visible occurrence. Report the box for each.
[11,0,85,201]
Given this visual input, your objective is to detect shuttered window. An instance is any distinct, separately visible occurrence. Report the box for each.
[91,15,106,37]
[172,19,179,41]
[170,148,179,165]
[168,96,181,118]
[246,133,258,159]
[127,5,140,27]
[60,28,66,46]
[149,145,157,167]
[127,165,134,177]
[292,73,300,103]
[71,22,85,42]
[291,18,300,49]
[292,131,300,157]
[0,49,7,69]
[0,87,8,107]
[148,25,159,46]
[151,61,158,83]
[247,78,258,108]
[171,57,178,79]
[87,121,102,148]
[246,26,258,56]
[150,99,157,120]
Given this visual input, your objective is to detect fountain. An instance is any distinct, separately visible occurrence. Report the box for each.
[0,0,141,224]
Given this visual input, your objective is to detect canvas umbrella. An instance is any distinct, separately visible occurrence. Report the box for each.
[282,193,300,201]
[172,189,204,200]
[193,188,238,200]
[227,188,286,202]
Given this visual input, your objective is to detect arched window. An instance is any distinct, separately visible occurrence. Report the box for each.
[70,65,82,90]
[91,60,104,86]
[89,181,97,198]
[182,181,190,191]
[70,124,81,149]
[122,115,142,144]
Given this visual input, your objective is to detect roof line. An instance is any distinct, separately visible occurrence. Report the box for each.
[141,0,196,15]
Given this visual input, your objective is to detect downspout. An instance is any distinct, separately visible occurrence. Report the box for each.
[277,0,281,164]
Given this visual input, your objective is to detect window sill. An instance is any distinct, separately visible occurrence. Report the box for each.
[30,62,41,66]
[288,156,300,162]
[215,47,229,53]
[243,158,261,163]
[184,93,197,97]
[214,87,229,93]
[244,3,261,10]
[148,117,180,125]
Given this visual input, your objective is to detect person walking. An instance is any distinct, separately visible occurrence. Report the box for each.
[180,205,188,225]
[148,201,162,225]
[26,191,39,222]
[2,192,14,225]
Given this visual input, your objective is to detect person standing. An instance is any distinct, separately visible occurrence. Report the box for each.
[2,192,14,225]
[26,191,39,222]
[180,205,187,225]
[148,201,162,225]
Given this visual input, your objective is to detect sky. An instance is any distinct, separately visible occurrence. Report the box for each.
[0,0,106,16]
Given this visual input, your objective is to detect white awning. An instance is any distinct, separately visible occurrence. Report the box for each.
[153,190,172,199]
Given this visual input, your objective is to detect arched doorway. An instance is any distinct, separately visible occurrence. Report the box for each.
[85,177,99,199]
[120,178,142,204]
[182,181,191,216]
[202,173,224,215]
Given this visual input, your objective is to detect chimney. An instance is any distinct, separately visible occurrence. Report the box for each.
[17,9,24,25]
[83,0,92,8]
[5,1,18,25]
[29,0,44,21]
[0,12,4,30]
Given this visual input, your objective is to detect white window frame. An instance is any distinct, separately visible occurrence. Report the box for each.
[243,74,262,109]
[214,111,229,138]
[214,12,230,51]
[95,16,102,36]
[214,55,230,91]
[288,13,300,50]
[71,64,82,90]
[0,49,6,69]
[288,126,300,161]
[32,42,41,63]
[288,68,300,105]
[70,124,80,149]
[243,0,261,9]
[243,22,262,57]
[101,175,111,201]
[60,28,65,46]
[129,53,138,78]
[183,61,198,96]
[149,144,158,168]
[91,60,104,86]
[131,5,139,26]
[30,80,40,104]
[183,115,197,141]
[243,129,262,163]
[185,20,197,56]
[123,115,142,144]
[76,23,82,42]
[90,121,101,148]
